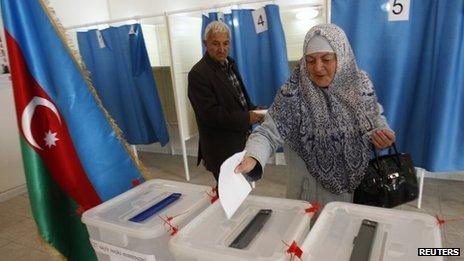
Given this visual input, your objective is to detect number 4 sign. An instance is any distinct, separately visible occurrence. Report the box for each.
[388,0,410,21]
[252,8,268,34]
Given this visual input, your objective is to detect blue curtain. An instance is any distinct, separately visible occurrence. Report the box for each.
[332,0,464,172]
[77,24,169,145]
[201,4,289,107]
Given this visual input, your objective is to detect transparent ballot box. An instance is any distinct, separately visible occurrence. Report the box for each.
[169,195,313,261]
[300,202,443,261]
[82,179,213,261]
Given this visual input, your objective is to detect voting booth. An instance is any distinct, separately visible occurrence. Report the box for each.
[82,179,213,261]
[169,195,313,261]
[300,202,443,261]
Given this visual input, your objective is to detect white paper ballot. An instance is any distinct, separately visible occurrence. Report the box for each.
[218,151,252,219]
[253,109,268,115]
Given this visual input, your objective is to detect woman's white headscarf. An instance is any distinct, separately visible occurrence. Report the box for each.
[268,24,379,194]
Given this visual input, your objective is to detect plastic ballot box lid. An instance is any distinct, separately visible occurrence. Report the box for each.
[169,195,313,261]
[300,202,443,261]
[82,179,212,261]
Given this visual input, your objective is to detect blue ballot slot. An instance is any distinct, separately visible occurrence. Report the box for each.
[129,193,182,222]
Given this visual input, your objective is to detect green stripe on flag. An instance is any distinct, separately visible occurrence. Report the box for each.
[19,137,97,261]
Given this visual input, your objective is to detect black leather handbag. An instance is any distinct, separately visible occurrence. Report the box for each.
[354,143,419,208]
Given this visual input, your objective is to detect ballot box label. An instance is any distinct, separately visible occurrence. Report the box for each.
[90,239,156,261]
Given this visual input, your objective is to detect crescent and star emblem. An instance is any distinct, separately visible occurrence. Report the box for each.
[21,96,61,150]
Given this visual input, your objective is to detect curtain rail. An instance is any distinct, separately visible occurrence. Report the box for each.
[64,0,274,30]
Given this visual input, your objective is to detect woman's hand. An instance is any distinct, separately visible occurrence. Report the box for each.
[235,156,257,174]
[371,129,396,149]
[249,111,265,124]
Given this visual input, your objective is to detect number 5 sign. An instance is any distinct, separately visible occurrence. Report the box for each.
[388,0,410,21]
[252,8,268,34]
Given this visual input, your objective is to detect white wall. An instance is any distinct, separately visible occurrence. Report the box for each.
[108,0,323,19]
[108,0,255,18]
[48,0,110,27]
[0,77,26,201]
[0,4,26,201]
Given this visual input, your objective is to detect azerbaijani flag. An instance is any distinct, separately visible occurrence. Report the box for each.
[0,0,146,259]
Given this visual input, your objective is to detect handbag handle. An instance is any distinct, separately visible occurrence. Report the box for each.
[372,142,402,171]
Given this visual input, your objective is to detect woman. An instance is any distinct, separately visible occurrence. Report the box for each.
[235,24,395,205]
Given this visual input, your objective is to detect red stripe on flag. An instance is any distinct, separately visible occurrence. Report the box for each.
[5,30,101,210]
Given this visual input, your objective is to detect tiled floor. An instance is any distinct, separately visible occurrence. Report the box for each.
[0,152,463,260]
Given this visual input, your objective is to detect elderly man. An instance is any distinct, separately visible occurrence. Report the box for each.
[188,21,263,184]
